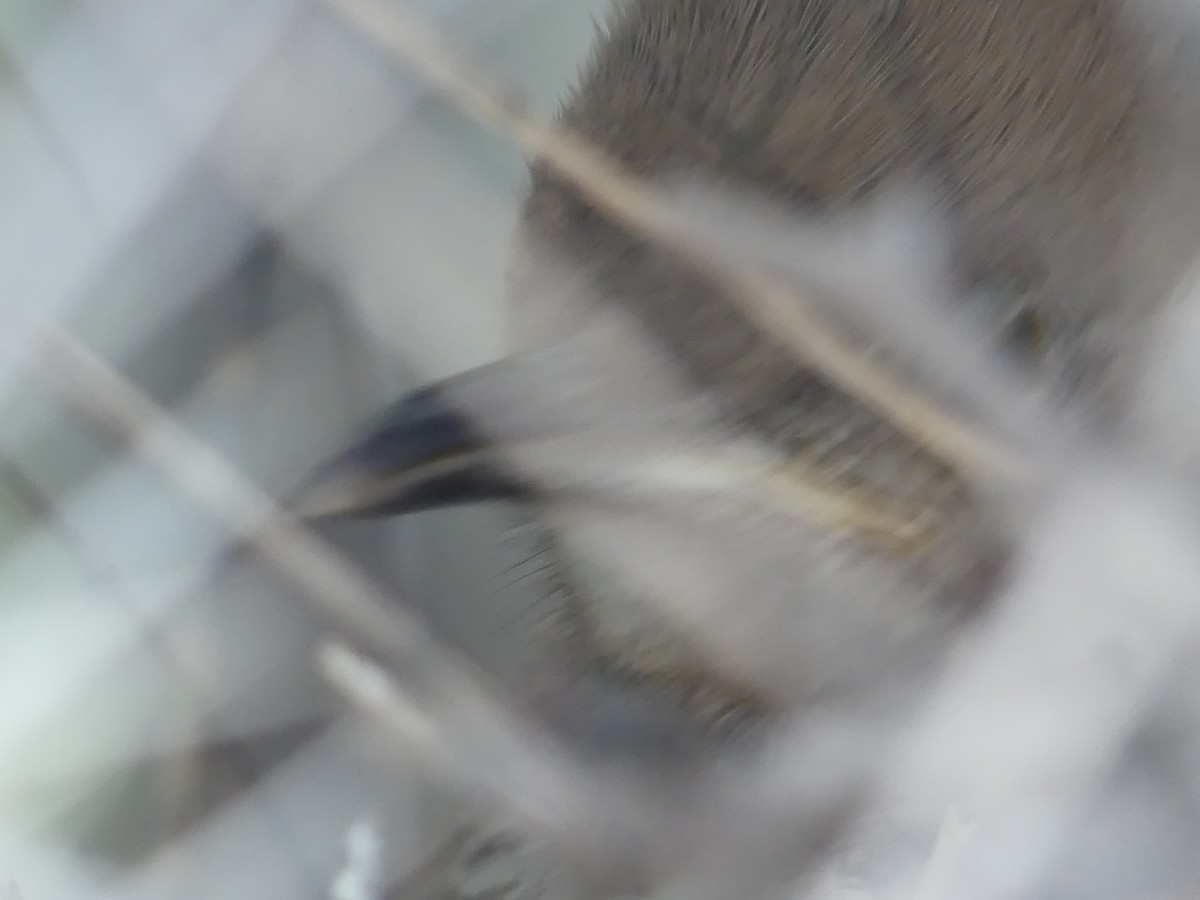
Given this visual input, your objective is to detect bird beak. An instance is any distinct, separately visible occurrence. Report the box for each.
[291,357,949,560]
[292,375,532,522]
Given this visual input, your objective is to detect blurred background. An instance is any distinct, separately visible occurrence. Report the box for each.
[0,0,611,895]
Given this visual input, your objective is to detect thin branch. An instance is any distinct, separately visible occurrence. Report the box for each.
[319,0,1020,488]
[317,640,576,827]
[1,320,603,836]
[0,444,329,863]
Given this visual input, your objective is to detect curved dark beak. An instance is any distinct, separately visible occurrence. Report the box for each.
[293,375,532,522]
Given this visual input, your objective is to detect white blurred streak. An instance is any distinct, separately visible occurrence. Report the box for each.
[330,816,384,900]
[872,464,1200,900]
[318,640,593,832]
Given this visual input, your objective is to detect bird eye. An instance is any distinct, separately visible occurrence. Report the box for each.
[968,280,1046,362]
[1005,304,1046,358]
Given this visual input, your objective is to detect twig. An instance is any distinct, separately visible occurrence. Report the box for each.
[319,0,1019,488]
[318,640,552,823]
[0,321,600,836]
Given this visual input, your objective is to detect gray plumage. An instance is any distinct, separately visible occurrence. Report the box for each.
[302,2,1200,896]
[496,0,1200,728]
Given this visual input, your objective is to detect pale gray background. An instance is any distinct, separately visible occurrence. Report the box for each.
[0,0,610,896]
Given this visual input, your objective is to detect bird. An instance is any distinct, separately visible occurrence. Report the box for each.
[291,1,1200,896]
[300,0,1200,807]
